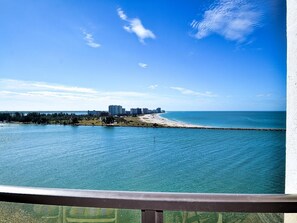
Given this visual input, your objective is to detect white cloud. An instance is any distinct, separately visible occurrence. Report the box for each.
[117,8,128,21]
[171,87,217,97]
[138,62,148,68]
[257,93,272,97]
[0,79,150,110]
[0,79,97,94]
[191,0,261,42]
[117,7,156,44]
[0,79,147,98]
[83,31,101,48]
[148,84,158,89]
[100,91,146,97]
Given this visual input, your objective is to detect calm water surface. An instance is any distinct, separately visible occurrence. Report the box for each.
[0,124,285,193]
[161,111,286,129]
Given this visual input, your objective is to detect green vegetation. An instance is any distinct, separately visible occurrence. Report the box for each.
[0,202,284,223]
[0,112,83,125]
[117,116,159,127]
[165,211,283,223]
[0,202,46,223]
[102,116,115,125]
[0,112,160,128]
[0,202,140,223]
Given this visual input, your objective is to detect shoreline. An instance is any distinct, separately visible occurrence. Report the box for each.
[0,115,286,132]
[139,113,205,128]
[0,121,286,131]
[138,114,285,132]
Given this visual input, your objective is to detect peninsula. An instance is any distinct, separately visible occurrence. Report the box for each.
[0,105,168,128]
[0,111,285,131]
[0,105,285,131]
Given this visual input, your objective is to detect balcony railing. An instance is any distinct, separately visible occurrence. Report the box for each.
[1,185,297,223]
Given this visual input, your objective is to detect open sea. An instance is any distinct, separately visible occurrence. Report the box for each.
[161,111,286,129]
[0,111,285,194]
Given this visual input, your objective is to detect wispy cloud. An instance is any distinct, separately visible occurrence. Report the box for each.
[82,30,101,48]
[2,79,188,111]
[117,8,128,20]
[191,0,262,42]
[117,7,156,44]
[0,79,147,108]
[257,93,272,97]
[171,87,217,97]
[148,84,158,90]
[100,91,146,97]
[138,62,148,68]
[0,79,97,94]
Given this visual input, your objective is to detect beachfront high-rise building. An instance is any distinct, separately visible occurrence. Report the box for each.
[130,108,137,115]
[108,105,123,116]
[108,105,162,116]
[131,108,142,115]
[142,108,149,114]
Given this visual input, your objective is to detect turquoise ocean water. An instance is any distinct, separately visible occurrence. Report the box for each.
[161,111,286,129]
[0,111,285,194]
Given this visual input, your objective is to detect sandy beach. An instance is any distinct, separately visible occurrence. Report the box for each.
[139,114,204,128]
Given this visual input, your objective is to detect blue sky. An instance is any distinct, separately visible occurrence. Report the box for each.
[0,0,286,111]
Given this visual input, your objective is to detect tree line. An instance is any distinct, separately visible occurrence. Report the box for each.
[0,112,119,125]
[0,112,81,125]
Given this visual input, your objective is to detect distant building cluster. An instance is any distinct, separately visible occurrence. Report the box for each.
[109,105,164,116]
[87,110,109,116]
[88,105,165,117]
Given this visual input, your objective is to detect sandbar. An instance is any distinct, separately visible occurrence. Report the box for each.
[138,114,204,128]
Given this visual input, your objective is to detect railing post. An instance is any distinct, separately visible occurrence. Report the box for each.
[141,210,163,223]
